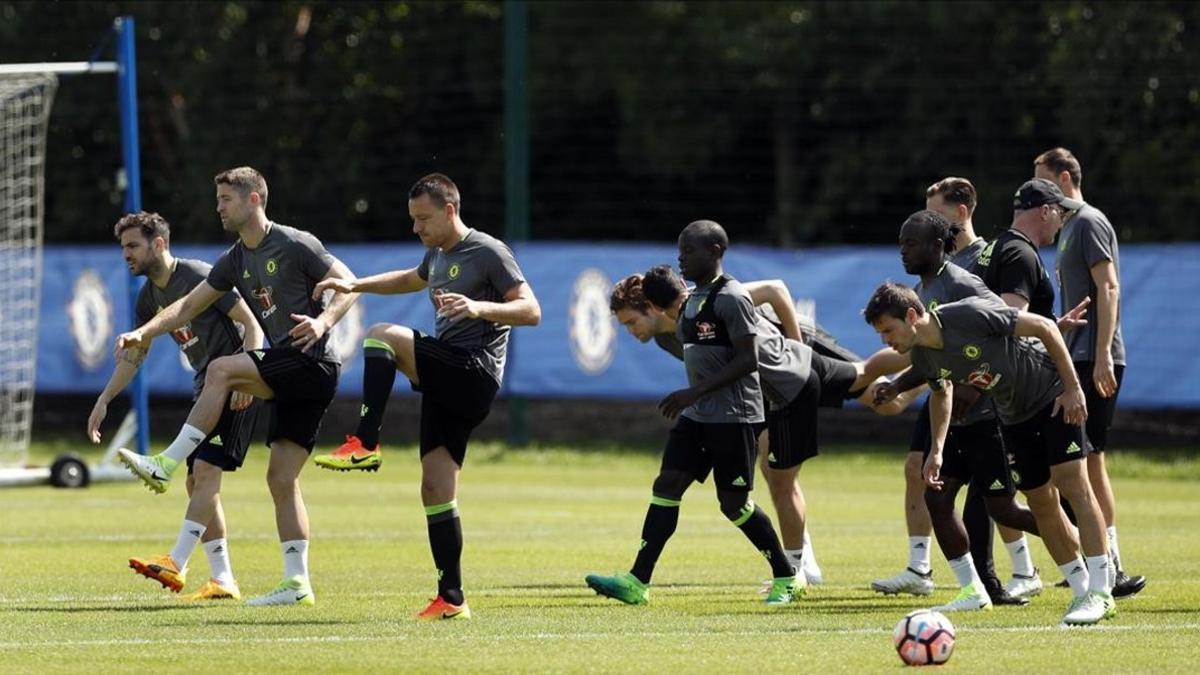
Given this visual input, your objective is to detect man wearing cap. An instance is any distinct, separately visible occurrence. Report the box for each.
[972,178,1083,319]
[1035,147,1146,599]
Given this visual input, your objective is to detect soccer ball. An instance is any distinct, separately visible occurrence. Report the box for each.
[893,609,955,666]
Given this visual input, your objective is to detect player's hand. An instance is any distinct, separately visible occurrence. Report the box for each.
[1057,297,1090,332]
[87,400,107,444]
[288,314,328,350]
[1093,355,1118,399]
[1052,384,1088,426]
[230,391,254,411]
[872,380,899,407]
[435,292,481,323]
[658,387,701,420]
[312,277,355,300]
[923,450,945,490]
[114,329,147,358]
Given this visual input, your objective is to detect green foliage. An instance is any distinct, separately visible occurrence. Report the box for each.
[1,444,1199,672]
[1,1,1197,244]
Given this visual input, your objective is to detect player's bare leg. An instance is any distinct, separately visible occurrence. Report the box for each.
[246,440,314,607]
[417,447,470,620]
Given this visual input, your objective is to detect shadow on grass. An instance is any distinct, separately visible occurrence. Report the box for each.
[177,618,359,627]
[13,605,206,614]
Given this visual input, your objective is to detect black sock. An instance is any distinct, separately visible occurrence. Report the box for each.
[426,501,463,604]
[354,345,397,449]
[736,505,793,578]
[631,497,680,585]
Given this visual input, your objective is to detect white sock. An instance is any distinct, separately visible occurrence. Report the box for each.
[1059,557,1089,598]
[162,423,207,464]
[908,536,932,574]
[169,520,206,570]
[948,554,984,592]
[1085,554,1111,594]
[203,538,235,586]
[785,548,804,575]
[1005,536,1036,577]
[282,539,309,580]
[1107,525,1123,571]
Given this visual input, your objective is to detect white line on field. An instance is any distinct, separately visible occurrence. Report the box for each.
[1,622,1199,650]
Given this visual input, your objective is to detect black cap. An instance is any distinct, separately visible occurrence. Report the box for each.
[1013,178,1084,212]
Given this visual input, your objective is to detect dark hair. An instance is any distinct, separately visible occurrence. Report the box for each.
[409,173,461,210]
[925,176,977,215]
[610,274,652,314]
[863,282,923,325]
[902,209,960,255]
[1034,147,1083,188]
[113,211,171,245]
[214,166,268,208]
[642,264,687,310]
[680,219,728,255]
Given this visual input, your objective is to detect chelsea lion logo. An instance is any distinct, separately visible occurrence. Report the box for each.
[67,270,113,370]
[568,268,617,375]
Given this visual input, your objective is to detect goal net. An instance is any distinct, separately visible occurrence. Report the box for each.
[0,74,57,467]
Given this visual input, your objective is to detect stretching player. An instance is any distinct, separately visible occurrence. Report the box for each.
[116,167,359,606]
[874,210,1042,611]
[91,211,262,600]
[312,174,541,620]
[586,221,797,606]
[610,274,914,587]
[868,282,1116,625]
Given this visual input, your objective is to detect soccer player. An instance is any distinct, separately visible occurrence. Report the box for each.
[866,283,1117,625]
[585,221,801,607]
[1034,147,1145,598]
[311,173,541,621]
[874,209,1043,612]
[115,167,359,606]
[611,273,922,587]
[89,211,262,601]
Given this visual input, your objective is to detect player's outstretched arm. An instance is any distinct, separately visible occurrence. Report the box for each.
[744,279,803,341]
[115,282,223,355]
[924,384,953,490]
[438,281,542,327]
[1014,311,1087,426]
[313,266,426,298]
[87,342,151,443]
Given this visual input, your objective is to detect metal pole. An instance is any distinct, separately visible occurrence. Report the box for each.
[115,16,149,456]
[504,0,530,446]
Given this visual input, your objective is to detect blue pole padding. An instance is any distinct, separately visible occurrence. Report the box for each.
[115,16,150,456]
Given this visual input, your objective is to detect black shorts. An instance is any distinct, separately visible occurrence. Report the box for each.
[251,347,340,452]
[411,333,499,467]
[187,392,261,473]
[811,352,861,408]
[765,371,825,470]
[662,416,762,492]
[910,400,932,453]
[927,418,1015,497]
[1075,362,1125,453]
[1000,400,1087,491]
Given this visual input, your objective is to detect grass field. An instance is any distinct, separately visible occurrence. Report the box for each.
[2,441,1199,673]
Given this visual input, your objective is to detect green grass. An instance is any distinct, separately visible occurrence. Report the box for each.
[2,442,1198,673]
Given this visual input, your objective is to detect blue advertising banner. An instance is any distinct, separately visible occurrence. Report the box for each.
[37,241,1200,409]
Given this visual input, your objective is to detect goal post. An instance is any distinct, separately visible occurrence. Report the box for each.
[0,73,57,468]
[0,16,147,478]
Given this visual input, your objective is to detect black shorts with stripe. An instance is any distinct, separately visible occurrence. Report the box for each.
[662,416,763,492]
[250,347,339,452]
[187,389,261,473]
[1000,400,1087,491]
[764,353,861,470]
[411,332,499,467]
